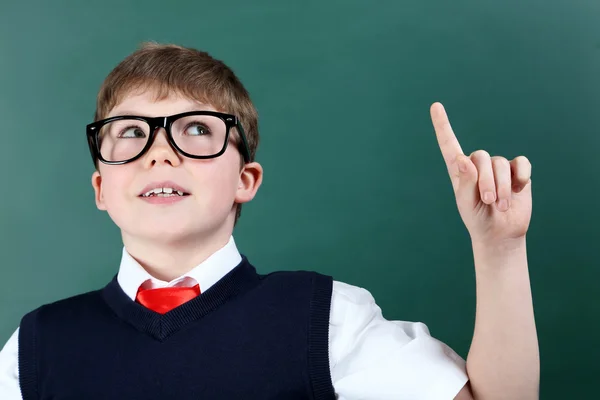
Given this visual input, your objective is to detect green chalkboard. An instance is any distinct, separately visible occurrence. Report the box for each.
[1,1,599,398]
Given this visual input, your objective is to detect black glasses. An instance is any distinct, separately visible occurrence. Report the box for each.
[86,111,251,165]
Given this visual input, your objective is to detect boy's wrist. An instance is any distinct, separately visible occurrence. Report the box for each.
[471,237,528,272]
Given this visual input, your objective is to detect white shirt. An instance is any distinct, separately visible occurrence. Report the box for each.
[0,236,468,399]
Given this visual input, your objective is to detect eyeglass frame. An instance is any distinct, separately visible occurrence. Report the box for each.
[86,110,252,165]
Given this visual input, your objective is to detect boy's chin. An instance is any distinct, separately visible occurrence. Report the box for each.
[124,222,225,247]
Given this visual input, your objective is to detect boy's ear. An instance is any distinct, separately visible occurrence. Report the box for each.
[91,171,107,211]
[235,162,263,204]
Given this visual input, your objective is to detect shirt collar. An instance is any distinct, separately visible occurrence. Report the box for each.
[116,236,242,301]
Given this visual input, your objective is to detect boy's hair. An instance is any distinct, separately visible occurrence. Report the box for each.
[93,42,260,223]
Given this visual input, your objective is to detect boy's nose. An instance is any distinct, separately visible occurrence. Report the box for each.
[143,128,181,168]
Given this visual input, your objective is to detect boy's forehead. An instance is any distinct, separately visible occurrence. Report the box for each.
[108,89,218,118]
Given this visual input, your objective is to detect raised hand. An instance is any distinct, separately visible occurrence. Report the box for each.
[430,102,532,248]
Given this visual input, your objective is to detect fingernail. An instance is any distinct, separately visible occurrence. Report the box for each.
[498,199,508,211]
[484,192,495,203]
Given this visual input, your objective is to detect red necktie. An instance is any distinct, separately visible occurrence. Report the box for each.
[135,284,201,314]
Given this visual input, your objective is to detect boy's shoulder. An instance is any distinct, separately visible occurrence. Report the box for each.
[21,285,107,326]
[257,267,332,280]
[254,266,334,289]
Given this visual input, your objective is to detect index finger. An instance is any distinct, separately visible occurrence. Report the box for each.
[430,102,464,166]
[430,103,465,190]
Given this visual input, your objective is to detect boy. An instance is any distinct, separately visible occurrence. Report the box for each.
[0,43,539,399]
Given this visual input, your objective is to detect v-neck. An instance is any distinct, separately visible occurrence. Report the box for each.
[101,257,260,341]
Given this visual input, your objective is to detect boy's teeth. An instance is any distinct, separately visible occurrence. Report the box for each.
[142,187,185,197]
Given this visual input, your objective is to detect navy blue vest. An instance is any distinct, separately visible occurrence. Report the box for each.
[18,257,335,399]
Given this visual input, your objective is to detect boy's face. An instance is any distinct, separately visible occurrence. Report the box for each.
[91,90,262,246]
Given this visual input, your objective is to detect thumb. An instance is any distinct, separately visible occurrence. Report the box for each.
[454,154,479,209]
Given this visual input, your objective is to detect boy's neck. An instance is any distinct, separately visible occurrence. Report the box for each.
[122,231,233,282]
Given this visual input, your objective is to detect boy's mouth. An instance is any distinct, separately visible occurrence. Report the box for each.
[140,187,189,198]
[138,181,191,198]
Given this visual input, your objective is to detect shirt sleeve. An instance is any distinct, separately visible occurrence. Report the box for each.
[0,328,22,400]
[329,281,468,400]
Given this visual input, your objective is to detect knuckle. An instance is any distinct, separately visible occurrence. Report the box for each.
[513,155,531,167]
[492,156,510,168]
[516,155,530,163]
[470,149,490,159]
[513,156,532,178]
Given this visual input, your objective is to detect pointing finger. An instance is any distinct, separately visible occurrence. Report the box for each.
[430,102,464,191]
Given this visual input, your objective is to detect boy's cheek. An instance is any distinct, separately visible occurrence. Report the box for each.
[92,172,133,212]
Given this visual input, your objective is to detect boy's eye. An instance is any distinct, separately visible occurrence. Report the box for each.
[184,123,210,136]
[119,127,146,138]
